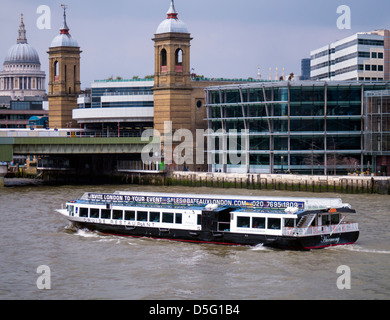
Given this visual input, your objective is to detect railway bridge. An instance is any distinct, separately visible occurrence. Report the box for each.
[0,129,161,186]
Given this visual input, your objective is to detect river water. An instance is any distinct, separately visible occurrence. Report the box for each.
[1,181,390,300]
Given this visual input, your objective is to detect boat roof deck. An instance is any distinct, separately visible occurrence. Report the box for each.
[71,191,349,213]
[72,198,229,212]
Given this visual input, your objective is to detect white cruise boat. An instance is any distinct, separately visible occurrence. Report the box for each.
[57,191,359,250]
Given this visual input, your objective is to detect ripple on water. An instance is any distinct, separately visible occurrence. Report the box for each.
[1,184,390,299]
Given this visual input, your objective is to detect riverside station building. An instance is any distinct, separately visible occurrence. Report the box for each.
[42,1,390,175]
[70,1,264,172]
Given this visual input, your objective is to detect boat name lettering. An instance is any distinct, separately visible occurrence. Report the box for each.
[87,193,304,209]
[321,235,340,244]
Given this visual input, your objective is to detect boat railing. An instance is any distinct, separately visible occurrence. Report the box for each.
[283,222,359,237]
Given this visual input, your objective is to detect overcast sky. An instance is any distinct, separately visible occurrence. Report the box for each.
[1,0,389,89]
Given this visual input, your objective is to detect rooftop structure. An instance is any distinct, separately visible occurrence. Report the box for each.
[156,0,189,34]
[48,5,82,129]
[0,14,46,99]
[50,5,79,48]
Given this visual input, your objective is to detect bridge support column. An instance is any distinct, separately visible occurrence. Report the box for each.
[0,163,7,187]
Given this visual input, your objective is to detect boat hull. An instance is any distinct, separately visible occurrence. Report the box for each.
[70,220,359,250]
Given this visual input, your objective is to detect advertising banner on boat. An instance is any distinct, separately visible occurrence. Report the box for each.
[87,193,305,210]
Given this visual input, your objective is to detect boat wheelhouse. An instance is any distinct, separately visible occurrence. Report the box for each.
[57,191,359,250]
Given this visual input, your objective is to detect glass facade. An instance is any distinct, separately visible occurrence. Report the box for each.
[364,90,390,175]
[205,81,390,175]
[91,85,153,109]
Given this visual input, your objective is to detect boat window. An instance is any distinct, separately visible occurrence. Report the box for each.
[175,213,182,224]
[322,215,330,226]
[197,214,201,225]
[125,210,135,221]
[237,216,250,228]
[252,217,266,229]
[80,207,88,218]
[90,208,99,218]
[163,212,174,223]
[137,211,148,222]
[67,205,74,216]
[284,218,295,228]
[150,212,160,222]
[331,214,340,225]
[113,210,123,220]
[268,218,281,230]
[101,209,111,219]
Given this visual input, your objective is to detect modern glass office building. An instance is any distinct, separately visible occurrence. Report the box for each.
[204,81,390,175]
[364,89,390,175]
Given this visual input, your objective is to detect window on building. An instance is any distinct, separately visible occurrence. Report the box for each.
[160,49,167,72]
[372,52,377,59]
[372,65,377,71]
[54,61,59,81]
[175,49,183,65]
[378,52,384,59]
[365,65,371,71]
[175,49,183,72]
[378,65,384,72]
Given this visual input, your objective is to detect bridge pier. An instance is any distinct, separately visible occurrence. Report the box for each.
[0,163,7,187]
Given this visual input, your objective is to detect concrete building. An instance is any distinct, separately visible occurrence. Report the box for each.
[74,79,154,136]
[0,97,48,128]
[48,6,81,129]
[310,30,390,81]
